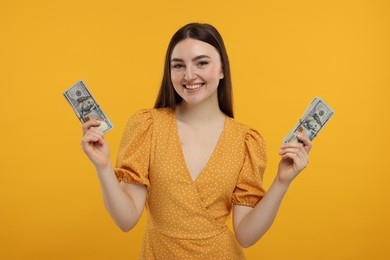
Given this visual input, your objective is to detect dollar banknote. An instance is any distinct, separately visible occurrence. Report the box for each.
[284,97,334,143]
[63,80,113,133]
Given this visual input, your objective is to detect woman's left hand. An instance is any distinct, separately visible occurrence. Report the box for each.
[277,135,312,185]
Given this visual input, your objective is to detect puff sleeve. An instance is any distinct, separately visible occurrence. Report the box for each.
[232,128,267,207]
[114,109,153,188]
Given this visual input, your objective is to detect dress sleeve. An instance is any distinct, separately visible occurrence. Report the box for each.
[114,109,153,188]
[232,128,267,207]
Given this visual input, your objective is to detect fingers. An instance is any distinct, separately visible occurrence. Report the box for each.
[83,129,104,142]
[82,120,101,135]
[81,126,105,150]
[296,135,312,154]
[279,142,309,165]
[280,150,308,164]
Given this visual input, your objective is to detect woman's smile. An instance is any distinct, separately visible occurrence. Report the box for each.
[183,83,204,90]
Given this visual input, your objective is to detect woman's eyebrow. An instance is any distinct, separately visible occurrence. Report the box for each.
[171,55,212,63]
[192,55,211,61]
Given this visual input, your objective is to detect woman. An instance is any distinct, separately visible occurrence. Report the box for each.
[81,23,312,259]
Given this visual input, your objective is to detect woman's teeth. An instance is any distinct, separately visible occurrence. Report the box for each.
[185,83,203,90]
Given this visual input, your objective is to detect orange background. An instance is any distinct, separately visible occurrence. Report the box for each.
[1,0,389,259]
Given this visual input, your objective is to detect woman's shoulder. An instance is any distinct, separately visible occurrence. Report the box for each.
[227,117,256,133]
[227,117,266,142]
[129,107,174,119]
[151,107,175,117]
[125,107,175,129]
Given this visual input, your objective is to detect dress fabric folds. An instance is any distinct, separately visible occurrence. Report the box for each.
[114,108,267,259]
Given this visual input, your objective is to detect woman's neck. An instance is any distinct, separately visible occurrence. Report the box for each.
[175,99,225,125]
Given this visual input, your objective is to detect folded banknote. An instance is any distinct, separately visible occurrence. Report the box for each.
[284,97,334,143]
[63,80,113,133]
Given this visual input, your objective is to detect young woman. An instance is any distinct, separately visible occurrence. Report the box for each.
[81,23,312,259]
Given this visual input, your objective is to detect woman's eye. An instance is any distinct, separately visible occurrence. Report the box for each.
[172,64,184,69]
[197,61,209,67]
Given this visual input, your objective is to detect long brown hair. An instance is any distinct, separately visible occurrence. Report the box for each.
[154,23,234,118]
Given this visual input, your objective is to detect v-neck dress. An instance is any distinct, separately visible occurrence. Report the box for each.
[114,108,267,259]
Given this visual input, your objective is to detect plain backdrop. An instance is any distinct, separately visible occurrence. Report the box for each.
[1,0,389,259]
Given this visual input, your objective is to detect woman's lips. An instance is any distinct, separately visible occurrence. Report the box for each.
[183,83,204,90]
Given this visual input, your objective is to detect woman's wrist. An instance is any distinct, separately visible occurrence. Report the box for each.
[273,175,291,193]
[95,160,113,175]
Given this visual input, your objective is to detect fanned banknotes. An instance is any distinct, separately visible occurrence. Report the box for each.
[284,97,334,143]
[63,80,113,133]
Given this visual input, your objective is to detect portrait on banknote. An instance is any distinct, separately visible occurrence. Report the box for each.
[63,81,113,133]
[284,97,334,143]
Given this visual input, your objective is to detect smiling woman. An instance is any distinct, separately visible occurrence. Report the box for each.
[155,23,234,118]
[170,38,224,106]
[80,23,312,259]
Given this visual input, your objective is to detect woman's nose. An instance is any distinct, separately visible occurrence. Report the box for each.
[184,66,195,80]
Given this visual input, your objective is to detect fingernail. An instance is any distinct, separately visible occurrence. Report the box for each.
[280,144,286,148]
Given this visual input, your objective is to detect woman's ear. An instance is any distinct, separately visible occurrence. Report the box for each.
[220,70,224,79]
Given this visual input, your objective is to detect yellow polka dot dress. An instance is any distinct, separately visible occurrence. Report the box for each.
[114,108,267,259]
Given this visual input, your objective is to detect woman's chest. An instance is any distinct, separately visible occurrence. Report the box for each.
[149,123,246,194]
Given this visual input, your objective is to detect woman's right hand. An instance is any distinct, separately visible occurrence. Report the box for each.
[81,120,111,170]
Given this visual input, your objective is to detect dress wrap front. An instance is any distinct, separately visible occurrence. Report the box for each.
[114,108,267,259]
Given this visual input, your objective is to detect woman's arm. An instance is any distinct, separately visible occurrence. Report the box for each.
[81,120,147,232]
[95,165,147,232]
[233,135,312,247]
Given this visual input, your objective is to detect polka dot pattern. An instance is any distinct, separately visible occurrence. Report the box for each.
[114,108,267,259]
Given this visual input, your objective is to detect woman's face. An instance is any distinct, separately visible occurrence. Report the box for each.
[170,38,224,106]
